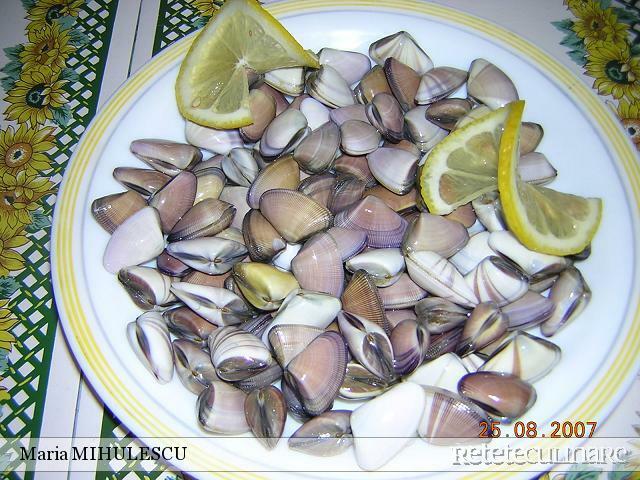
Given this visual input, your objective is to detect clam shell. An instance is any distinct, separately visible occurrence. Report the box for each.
[242,209,286,262]
[103,207,165,274]
[260,189,332,243]
[197,382,249,434]
[340,120,381,156]
[426,97,473,130]
[268,324,325,368]
[458,371,536,420]
[264,289,342,344]
[449,231,496,275]
[294,121,340,174]
[480,331,561,382]
[520,122,544,155]
[167,198,235,242]
[318,47,371,85]
[208,326,273,382]
[185,121,244,155]
[425,328,463,361]
[264,66,305,95]
[363,185,417,212]
[247,154,300,209]
[130,139,202,176]
[306,65,356,108]
[298,97,331,130]
[354,65,392,104]
[289,410,353,456]
[467,58,519,109]
[464,256,529,306]
[404,105,447,151]
[415,67,468,105]
[346,248,405,287]
[253,82,290,115]
[113,167,170,196]
[329,105,370,127]
[385,308,418,329]
[489,231,568,279]
[366,147,418,195]
[378,273,427,309]
[166,237,247,275]
[234,362,283,393]
[173,338,218,394]
[182,270,230,288]
[390,319,429,375]
[541,266,591,337]
[338,311,395,381]
[418,386,490,445]
[503,290,554,330]
[454,105,492,129]
[457,302,508,356]
[148,170,197,232]
[222,148,259,187]
[193,165,225,204]
[327,175,366,214]
[297,172,336,208]
[366,92,404,142]
[291,232,344,297]
[406,352,469,393]
[518,152,557,185]
[384,57,420,112]
[126,311,173,383]
[271,242,302,271]
[232,262,300,311]
[369,31,434,75]
[117,265,175,309]
[405,251,478,308]
[334,196,408,248]
[342,270,391,334]
[351,382,426,471]
[170,282,250,326]
[244,386,286,450]
[240,89,277,143]
[260,109,309,159]
[163,306,217,344]
[414,297,470,334]
[472,192,505,232]
[334,154,376,187]
[339,361,391,399]
[285,331,348,416]
[402,212,469,258]
[219,186,250,230]
[326,226,367,261]
[91,190,146,233]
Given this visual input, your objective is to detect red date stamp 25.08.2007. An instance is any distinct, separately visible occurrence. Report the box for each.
[479,421,597,438]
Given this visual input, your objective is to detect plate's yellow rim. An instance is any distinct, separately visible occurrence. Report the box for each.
[51,0,640,477]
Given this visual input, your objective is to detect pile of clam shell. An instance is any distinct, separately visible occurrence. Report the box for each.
[92,31,592,470]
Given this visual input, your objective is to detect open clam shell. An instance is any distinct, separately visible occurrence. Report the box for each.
[260,109,309,159]
[354,65,392,104]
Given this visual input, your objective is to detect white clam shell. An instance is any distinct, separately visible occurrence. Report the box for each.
[306,65,356,108]
[464,256,529,306]
[472,192,506,232]
[346,248,405,287]
[404,105,447,152]
[260,109,309,158]
[197,381,249,434]
[488,230,569,278]
[518,152,557,185]
[262,289,341,343]
[467,58,519,109]
[264,66,305,96]
[299,97,331,130]
[271,242,302,272]
[221,148,259,187]
[405,250,478,308]
[449,231,495,275]
[318,47,371,85]
[351,382,426,470]
[127,311,174,384]
[103,206,165,274]
[366,147,418,195]
[405,352,469,393]
[185,120,243,154]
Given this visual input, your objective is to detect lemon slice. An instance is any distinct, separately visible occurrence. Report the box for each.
[498,100,602,255]
[418,103,513,215]
[176,0,319,129]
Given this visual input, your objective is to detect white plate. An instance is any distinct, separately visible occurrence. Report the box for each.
[51,1,640,478]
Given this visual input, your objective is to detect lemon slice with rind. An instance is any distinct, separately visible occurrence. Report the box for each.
[418,103,513,215]
[176,0,319,129]
[498,100,602,255]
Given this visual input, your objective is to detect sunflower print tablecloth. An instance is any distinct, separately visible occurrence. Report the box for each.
[0,0,638,479]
